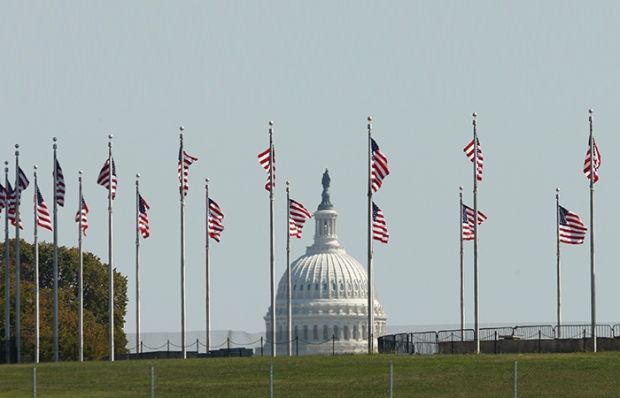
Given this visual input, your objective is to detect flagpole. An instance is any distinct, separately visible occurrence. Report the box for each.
[3,161,10,364]
[367,116,374,354]
[556,188,561,338]
[472,112,480,354]
[107,134,115,362]
[588,109,596,353]
[286,181,292,357]
[52,137,59,362]
[135,173,141,354]
[205,178,211,353]
[268,121,276,357]
[33,166,40,364]
[78,171,84,362]
[179,126,187,359]
[15,144,22,363]
[459,186,464,341]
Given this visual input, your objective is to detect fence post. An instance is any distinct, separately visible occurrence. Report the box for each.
[150,365,155,398]
[295,336,299,356]
[494,331,497,354]
[32,367,37,398]
[196,339,199,355]
[167,340,170,358]
[261,337,264,357]
[512,361,517,398]
[583,329,586,352]
[538,330,542,353]
[140,341,144,357]
[388,361,393,398]
[332,334,335,356]
[227,337,230,352]
[269,362,274,398]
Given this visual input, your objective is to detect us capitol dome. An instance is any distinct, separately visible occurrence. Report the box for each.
[264,170,387,355]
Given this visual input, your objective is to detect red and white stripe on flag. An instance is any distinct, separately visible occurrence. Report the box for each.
[257,147,275,192]
[583,137,601,183]
[208,198,224,242]
[178,148,198,196]
[138,194,151,239]
[464,138,484,181]
[54,159,66,207]
[372,202,389,244]
[558,205,587,244]
[371,138,390,192]
[461,204,487,241]
[75,196,89,236]
[289,199,312,239]
[36,187,53,232]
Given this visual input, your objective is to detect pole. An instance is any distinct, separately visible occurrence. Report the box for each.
[388,361,394,398]
[269,121,276,357]
[286,181,292,357]
[15,144,22,363]
[472,112,480,354]
[588,109,596,353]
[269,362,274,398]
[32,366,37,398]
[367,116,374,354]
[78,171,84,361]
[150,365,155,398]
[205,178,211,352]
[3,161,10,364]
[136,174,141,354]
[459,186,464,341]
[52,137,59,362]
[556,188,561,338]
[513,361,518,398]
[33,166,40,364]
[179,126,187,359]
[107,134,115,361]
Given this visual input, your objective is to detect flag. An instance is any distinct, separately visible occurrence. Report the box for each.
[372,202,389,244]
[75,195,89,236]
[97,158,117,199]
[54,159,66,206]
[583,137,601,183]
[17,167,30,192]
[462,204,487,241]
[289,199,312,239]
[558,205,587,244]
[0,183,6,212]
[36,187,53,232]
[208,198,224,242]
[464,138,484,181]
[371,138,390,192]
[257,147,275,191]
[178,148,198,196]
[6,182,22,229]
[138,194,150,239]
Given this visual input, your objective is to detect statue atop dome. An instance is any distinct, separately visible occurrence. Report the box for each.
[318,169,334,210]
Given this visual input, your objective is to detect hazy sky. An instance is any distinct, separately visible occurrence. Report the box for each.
[2,1,620,340]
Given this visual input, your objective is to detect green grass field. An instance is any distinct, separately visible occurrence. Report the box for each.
[1,352,620,397]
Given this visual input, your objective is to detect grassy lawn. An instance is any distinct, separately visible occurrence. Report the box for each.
[1,352,619,397]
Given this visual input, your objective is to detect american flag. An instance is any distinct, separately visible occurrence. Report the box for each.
[208,198,224,242]
[461,204,487,241]
[372,202,389,244]
[257,147,275,192]
[17,167,30,192]
[371,138,390,192]
[558,205,587,244]
[0,183,6,212]
[583,137,601,183]
[6,182,22,229]
[75,195,89,236]
[464,138,484,181]
[178,148,198,196]
[289,199,312,239]
[97,158,117,199]
[36,187,53,232]
[54,159,66,206]
[138,194,150,239]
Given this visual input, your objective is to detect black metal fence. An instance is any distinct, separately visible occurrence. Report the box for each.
[378,324,620,355]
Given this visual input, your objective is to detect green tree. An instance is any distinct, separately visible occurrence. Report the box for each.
[0,239,128,361]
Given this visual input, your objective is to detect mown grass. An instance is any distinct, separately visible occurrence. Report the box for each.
[1,352,619,397]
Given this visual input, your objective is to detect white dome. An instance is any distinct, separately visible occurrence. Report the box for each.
[265,171,387,355]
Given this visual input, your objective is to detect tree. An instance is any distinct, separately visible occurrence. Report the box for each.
[0,239,128,361]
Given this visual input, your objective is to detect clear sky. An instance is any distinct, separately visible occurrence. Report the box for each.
[2,1,620,338]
